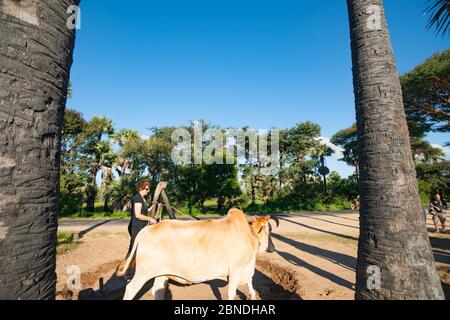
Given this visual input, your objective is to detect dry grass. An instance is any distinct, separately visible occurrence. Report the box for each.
[57,232,80,255]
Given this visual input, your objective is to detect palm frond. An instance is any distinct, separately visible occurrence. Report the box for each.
[424,0,450,36]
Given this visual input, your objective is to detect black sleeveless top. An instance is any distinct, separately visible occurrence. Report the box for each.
[129,193,149,230]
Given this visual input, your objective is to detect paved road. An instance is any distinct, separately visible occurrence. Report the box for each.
[58,210,358,227]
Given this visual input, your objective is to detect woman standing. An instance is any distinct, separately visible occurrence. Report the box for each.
[126,180,157,256]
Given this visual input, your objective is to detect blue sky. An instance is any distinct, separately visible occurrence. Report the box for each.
[68,0,449,177]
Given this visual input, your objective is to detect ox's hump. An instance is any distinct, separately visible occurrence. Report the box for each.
[227,208,246,218]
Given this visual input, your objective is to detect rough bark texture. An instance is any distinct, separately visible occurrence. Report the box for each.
[346,0,444,299]
[0,0,78,299]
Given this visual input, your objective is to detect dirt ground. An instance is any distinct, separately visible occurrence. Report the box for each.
[56,211,450,300]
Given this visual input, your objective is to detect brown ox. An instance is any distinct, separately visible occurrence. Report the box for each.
[116,208,279,300]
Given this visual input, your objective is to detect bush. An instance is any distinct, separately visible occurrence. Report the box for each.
[110,176,138,212]
[59,191,83,216]
[418,180,432,205]
[243,192,352,213]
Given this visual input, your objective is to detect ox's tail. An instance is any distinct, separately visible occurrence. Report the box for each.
[116,238,139,277]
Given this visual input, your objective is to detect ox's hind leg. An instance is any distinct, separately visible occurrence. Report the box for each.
[247,280,258,300]
[227,274,239,300]
[239,260,258,300]
[151,276,169,300]
[123,270,151,300]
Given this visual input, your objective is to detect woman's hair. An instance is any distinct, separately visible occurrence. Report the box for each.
[136,179,151,192]
[430,192,444,202]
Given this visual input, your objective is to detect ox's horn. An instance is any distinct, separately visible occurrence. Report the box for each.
[246,216,256,223]
[269,215,280,228]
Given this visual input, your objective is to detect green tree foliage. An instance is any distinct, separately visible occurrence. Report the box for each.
[79,116,116,211]
[328,173,359,201]
[331,124,359,179]
[63,112,418,216]
[332,51,450,204]
[332,122,448,202]
[424,0,450,36]
[416,161,450,199]
[60,109,88,215]
[114,123,243,214]
[60,113,354,216]
[410,138,445,163]
[60,109,117,214]
[109,175,141,212]
[282,122,333,200]
[401,49,450,144]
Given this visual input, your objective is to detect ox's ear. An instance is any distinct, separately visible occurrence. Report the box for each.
[260,215,271,224]
[250,219,263,234]
[246,215,256,224]
[252,216,270,234]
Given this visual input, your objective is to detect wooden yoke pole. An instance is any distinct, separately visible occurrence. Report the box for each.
[151,182,167,218]
[161,189,176,219]
[150,182,176,220]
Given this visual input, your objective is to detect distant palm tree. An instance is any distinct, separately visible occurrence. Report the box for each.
[82,117,115,212]
[425,0,450,36]
[346,0,444,299]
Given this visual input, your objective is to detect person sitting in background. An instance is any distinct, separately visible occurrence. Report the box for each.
[429,193,447,233]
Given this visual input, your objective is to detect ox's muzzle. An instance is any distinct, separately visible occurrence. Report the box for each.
[266,216,278,253]
[266,235,276,253]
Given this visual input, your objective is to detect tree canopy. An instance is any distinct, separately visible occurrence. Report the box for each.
[401,49,450,144]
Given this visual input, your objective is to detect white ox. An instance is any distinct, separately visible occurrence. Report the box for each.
[116,208,279,300]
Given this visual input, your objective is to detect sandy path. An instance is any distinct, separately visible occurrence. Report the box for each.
[56,211,449,300]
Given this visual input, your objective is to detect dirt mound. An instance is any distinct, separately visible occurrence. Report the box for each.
[256,259,302,300]
[57,259,123,300]
[81,259,122,288]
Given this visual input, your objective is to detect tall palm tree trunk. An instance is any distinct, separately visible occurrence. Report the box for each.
[346,0,444,299]
[0,0,78,299]
[86,168,98,212]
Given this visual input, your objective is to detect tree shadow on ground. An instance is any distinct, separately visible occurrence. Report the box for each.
[271,211,359,222]
[278,217,359,242]
[272,233,356,271]
[428,233,450,250]
[164,279,245,301]
[75,220,111,239]
[433,251,450,264]
[428,232,450,266]
[137,269,300,300]
[325,212,360,222]
[294,214,359,230]
[275,249,354,290]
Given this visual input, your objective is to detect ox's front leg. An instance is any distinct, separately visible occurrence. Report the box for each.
[152,277,169,300]
[123,273,149,300]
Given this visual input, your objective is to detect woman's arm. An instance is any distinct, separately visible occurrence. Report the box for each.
[134,203,157,224]
[148,203,156,213]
